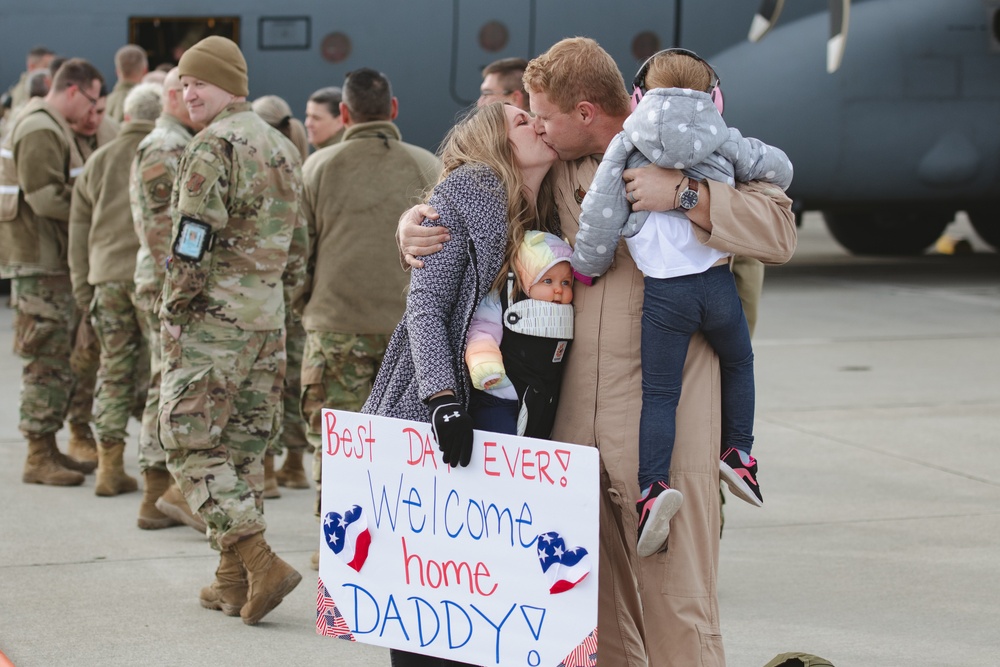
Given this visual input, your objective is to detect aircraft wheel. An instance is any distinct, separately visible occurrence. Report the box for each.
[822,209,949,256]
[965,207,1000,251]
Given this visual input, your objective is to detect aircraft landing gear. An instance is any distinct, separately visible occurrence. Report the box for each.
[822,208,951,256]
[965,207,1000,252]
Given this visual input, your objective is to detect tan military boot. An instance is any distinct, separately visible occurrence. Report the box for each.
[22,433,85,486]
[276,449,310,489]
[66,422,97,467]
[263,452,281,499]
[137,469,182,530]
[94,441,139,497]
[49,423,98,475]
[233,532,302,625]
[155,483,208,534]
[200,549,248,616]
[310,550,320,571]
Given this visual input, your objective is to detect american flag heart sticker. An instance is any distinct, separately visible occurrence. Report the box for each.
[323,505,372,573]
[537,531,591,594]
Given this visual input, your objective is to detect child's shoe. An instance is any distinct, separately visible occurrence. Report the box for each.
[720,448,763,507]
[635,481,683,557]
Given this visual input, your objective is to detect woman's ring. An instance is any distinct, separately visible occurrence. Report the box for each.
[627,191,636,203]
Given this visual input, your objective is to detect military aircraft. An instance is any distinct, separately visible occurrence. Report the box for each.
[1,0,997,254]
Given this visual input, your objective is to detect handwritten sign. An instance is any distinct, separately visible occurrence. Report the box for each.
[317,409,599,666]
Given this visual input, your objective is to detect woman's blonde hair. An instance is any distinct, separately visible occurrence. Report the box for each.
[435,102,560,294]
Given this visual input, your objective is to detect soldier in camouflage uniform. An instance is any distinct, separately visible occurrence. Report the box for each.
[68,83,162,500]
[298,68,441,566]
[130,67,206,533]
[252,94,312,498]
[65,82,116,462]
[158,36,307,625]
[0,59,106,487]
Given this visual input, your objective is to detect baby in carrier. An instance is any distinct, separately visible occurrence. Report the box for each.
[465,230,574,439]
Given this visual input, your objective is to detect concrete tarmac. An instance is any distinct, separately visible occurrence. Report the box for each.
[1,213,998,666]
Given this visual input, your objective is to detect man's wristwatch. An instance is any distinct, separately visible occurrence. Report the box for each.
[677,178,700,210]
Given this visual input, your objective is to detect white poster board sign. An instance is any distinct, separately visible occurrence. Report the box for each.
[316,409,599,666]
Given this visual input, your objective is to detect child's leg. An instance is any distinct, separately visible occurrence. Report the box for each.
[699,266,755,456]
[468,389,519,435]
[638,275,701,491]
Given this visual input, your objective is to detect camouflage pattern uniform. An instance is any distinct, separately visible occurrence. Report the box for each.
[267,312,310,457]
[157,101,307,551]
[130,114,194,472]
[0,97,84,437]
[300,331,390,486]
[66,121,121,440]
[69,119,155,445]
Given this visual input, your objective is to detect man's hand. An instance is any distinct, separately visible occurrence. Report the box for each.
[397,204,449,269]
[623,164,713,231]
[622,165,686,213]
[76,318,98,351]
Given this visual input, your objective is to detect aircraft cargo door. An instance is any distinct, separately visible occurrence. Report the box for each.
[130,17,240,70]
[450,1,534,106]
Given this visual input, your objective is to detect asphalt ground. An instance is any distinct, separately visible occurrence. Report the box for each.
[1,213,998,666]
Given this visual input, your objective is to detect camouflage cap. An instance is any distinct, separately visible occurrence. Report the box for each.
[178,36,248,97]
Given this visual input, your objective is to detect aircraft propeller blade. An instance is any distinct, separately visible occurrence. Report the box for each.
[827,0,850,72]
[748,0,786,42]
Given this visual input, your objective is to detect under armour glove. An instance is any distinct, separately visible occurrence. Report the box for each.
[428,394,474,468]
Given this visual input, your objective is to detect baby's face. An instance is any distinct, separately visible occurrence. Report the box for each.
[528,262,573,304]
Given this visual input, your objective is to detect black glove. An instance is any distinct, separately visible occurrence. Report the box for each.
[428,394,474,468]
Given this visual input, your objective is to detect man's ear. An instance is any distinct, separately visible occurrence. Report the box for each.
[511,90,527,111]
[390,97,399,121]
[339,102,351,126]
[576,100,597,125]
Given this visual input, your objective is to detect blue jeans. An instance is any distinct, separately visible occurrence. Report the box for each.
[468,389,518,435]
[637,264,755,491]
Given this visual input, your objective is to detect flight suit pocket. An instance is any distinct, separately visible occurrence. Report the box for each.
[158,365,214,452]
[627,260,646,317]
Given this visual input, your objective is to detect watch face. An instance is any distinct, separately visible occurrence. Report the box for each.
[679,187,699,210]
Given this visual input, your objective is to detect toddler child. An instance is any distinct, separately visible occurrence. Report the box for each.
[572,48,793,557]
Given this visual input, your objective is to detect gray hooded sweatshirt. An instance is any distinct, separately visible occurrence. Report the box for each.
[571,87,794,278]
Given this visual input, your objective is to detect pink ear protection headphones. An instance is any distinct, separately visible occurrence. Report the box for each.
[630,47,724,114]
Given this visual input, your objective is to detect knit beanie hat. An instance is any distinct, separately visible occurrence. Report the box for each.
[514,231,573,292]
[178,36,248,97]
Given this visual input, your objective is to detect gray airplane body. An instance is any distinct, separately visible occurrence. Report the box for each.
[2,0,996,254]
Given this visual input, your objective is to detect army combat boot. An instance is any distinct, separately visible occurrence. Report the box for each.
[137,469,182,530]
[263,452,281,499]
[155,483,208,534]
[276,448,309,489]
[233,532,302,625]
[22,433,85,486]
[66,422,99,469]
[200,549,248,616]
[94,440,139,496]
